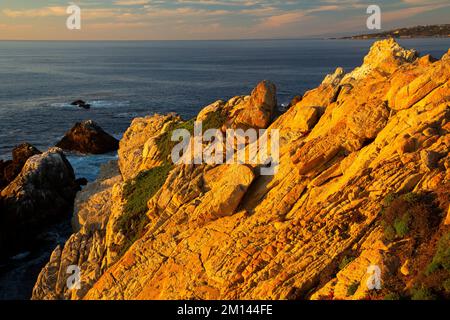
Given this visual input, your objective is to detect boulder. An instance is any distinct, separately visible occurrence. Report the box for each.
[4,143,42,182]
[56,120,119,154]
[292,106,320,132]
[197,100,225,123]
[234,80,277,129]
[0,143,41,190]
[71,100,91,109]
[118,113,182,180]
[0,148,78,258]
[342,38,418,82]
[322,67,345,86]
[420,150,441,170]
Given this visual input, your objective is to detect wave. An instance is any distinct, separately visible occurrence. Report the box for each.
[66,152,118,181]
[49,100,130,109]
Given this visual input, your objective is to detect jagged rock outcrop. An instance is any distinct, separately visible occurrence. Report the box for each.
[33,40,450,300]
[0,148,78,258]
[56,120,119,154]
[0,143,41,190]
[233,80,277,129]
[118,113,182,180]
[32,161,122,300]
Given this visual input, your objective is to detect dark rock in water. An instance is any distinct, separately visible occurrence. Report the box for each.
[71,100,85,106]
[0,148,78,259]
[75,178,88,186]
[70,100,91,109]
[0,143,41,190]
[75,178,88,191]
[56,120,119,154]
[0,160,10,190]
[5,143,42,181]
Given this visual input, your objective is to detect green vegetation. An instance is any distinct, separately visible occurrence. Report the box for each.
[117,164,173,256]
[425,232,450,275]
[202,110,227,132]
[383,292,401,300]
[154,111,227,164]
[381,192,421,240]
[402,192,420,205]
[443,278,450,294]
[411,286,435,300]
[155,118,195,163]
[378,189,450,299]
[393,213,411,238]
[384,192,419,207]
[115,112,228,258]
[339,255,355,270]
[383,224,396,241]
[347,282,359,296]
[383,193,397,207]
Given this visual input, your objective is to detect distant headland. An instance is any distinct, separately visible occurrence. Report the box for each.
[338,24,450,40]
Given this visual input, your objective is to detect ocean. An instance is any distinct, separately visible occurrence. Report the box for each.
[1,39,449,180]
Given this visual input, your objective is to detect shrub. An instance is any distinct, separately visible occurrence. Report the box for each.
[383,292,401,300]
[393,213,411,238]
[381,192,428,241]
[347,282,359,296]
[425,232,450,275]
[402,192,420,205]
[411,286,435,300]
[443,278,450,294]
[118,164,173,256]
[383,193,397,207]
[383,224,396,241]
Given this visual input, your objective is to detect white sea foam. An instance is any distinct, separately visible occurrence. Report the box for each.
[50,100,130,109]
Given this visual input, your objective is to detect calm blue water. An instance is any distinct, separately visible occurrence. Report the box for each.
[0,39,449,179]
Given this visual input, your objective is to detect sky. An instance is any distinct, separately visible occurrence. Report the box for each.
[0,0,449,40]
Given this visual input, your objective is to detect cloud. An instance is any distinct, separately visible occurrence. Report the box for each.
[114,0,150,5]
[144,7,231,18]
[257,5,342,29]
[2,6,126,20]
[1,0,449,40]
[260,11,307,28]
[382,2,450,22]
[3,7,66,18]
[176,0,265,6]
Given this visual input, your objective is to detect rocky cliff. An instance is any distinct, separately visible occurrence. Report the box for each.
[32,39,450,300]
[0,148,79,259]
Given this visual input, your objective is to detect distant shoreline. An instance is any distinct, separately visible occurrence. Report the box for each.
[337,24,450,40]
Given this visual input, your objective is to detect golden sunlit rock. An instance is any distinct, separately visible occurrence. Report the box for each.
[31,39,450,300]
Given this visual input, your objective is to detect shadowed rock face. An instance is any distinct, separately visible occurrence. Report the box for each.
[56,120,119,154]
[32,40,450,301]
[0,143,41,191]
[0,148,78,259]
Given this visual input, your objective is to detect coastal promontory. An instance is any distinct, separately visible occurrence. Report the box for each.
[27,39,450,300]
